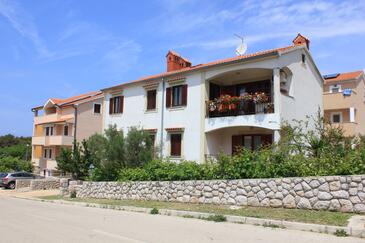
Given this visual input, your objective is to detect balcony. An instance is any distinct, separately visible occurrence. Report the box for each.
[331,122,358,137]
[323,91,357,110]
[205,98,279,132]
[34,113,74,125]
[32,135,74,146]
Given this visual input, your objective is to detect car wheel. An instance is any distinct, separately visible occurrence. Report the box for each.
[8,182,15,190]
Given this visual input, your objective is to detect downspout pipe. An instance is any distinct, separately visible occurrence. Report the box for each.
[160,78,165,158]
[72,104,78,150]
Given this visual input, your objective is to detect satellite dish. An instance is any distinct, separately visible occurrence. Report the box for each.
[234,34,247,56]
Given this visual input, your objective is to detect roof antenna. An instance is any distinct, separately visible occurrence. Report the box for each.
[234,34,247,56]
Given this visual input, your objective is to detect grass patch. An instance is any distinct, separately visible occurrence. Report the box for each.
[39,196,354,226]
[37,195,63,200]
[201,214,226,222]
[262,222,284,229]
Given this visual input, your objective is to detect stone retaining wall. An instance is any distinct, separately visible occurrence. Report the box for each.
[73,175,365,213]
[30,179,60,190]
[16,178,60,190]
[15,179,32,189]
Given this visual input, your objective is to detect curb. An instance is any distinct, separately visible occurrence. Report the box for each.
[14,196,365,238]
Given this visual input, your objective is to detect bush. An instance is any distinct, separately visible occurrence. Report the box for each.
[150,208,159,214]
[0,156,32,172]
[119,160,207,181]
[70,190,77,198]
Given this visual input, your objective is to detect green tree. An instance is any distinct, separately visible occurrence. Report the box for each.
[125,127,154,168]
[56,141,92,180]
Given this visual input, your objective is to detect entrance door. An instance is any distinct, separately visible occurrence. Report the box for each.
[232,134,272,154]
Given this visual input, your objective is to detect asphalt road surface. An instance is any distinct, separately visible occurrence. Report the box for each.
[0,195,363,243]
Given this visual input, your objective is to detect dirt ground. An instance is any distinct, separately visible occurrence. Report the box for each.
[0,187,59,198]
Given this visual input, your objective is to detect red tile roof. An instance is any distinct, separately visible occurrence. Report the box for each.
[32,91,103,110]
[104,43,303,91]
[324,70,363,83]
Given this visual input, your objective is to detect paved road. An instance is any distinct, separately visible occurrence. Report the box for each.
[0,196,363,243]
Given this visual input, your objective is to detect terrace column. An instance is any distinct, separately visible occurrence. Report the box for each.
[273,68,281,115]
[350,107,355,122]
[273,68,281,143]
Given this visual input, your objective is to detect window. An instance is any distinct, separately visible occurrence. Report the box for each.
[109,96,124,114]
[64,125,69,136]
[331,112,342,123]
[330,84,341,93]
[94,103,101,114]
[170,133,182,157]
[301,54,306,63]
[146,90,157,110]
[166,84,187,108]
[45,126,53,136]
[172,86,183,106]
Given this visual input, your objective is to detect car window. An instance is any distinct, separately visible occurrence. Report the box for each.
[11,173,21,177]
[23,173,33,177]
[0,173,7,178]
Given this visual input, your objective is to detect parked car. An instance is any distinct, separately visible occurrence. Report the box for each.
[0,172,38,189]
[0,173,7,187]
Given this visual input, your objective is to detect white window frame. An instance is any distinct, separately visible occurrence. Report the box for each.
[330,112,343,123]
[329,84,342,93]
[93,102,102,114]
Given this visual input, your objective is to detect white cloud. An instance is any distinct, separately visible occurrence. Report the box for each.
[161,0,365,50]
[0,0,50,57]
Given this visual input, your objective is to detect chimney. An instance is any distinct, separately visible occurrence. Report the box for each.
[166,50,192,72]
[293,33,310,50]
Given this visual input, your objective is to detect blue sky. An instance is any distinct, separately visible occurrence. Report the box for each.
[0,0,364,136]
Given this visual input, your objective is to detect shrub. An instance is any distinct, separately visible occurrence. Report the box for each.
[150,208,159,214]
[70,190,77,198]
[0,156,32,172]
[334,229,348,237]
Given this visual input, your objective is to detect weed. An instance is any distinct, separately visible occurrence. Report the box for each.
[150,208,159,214]
[203,214,227,222]
[262,222,283,228]
[334,229,348,237]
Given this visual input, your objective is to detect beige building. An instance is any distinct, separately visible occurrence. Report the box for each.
[31,91,104,176]
[323,70,365,136]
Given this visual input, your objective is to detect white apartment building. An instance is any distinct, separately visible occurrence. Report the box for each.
[101,34,323,163]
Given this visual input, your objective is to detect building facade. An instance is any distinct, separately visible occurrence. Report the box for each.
[323,70,365,136]
[102,34,323,162]
[31,91,104,176]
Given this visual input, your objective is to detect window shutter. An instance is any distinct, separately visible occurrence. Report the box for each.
[151,90,156,109]
[147,90,156,110]
[109,98,114,114]
[119,96,124,113]
[182,84,188,106]
[166,87,172,108]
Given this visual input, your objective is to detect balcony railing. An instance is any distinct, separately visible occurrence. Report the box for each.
[206,100,274,117]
